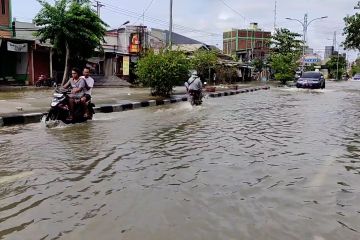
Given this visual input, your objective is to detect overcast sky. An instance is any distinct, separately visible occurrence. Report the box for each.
[12,0,359,60]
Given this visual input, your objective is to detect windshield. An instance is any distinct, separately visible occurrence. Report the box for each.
[302,72,321,78]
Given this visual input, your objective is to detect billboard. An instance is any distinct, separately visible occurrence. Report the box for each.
[129,33,141,53]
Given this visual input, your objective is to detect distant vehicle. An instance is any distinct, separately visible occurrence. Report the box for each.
[296,71,325,89]
[351,73,360,81]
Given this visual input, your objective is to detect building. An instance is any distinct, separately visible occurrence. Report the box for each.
[97,26,205,84]
[99,25,148,83]
[223,23,271,62]
[0,0,53,85]
[0,0,11,38]
[302,53,322,66]
[148,28,202,50]
[324,46,334,60]
[305,46,314,55]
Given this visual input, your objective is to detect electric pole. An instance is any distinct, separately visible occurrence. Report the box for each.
[93,1,105,17]
[169,0,173,48]
[273,0,277,32]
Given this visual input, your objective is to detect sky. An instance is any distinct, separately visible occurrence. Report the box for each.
[12,0,360,61]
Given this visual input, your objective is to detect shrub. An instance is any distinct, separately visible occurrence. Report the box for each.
[136,50,190,97]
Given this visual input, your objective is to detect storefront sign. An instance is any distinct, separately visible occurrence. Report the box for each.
[129,33,141,53]
[123,56,130,76]
[7,42,28,52]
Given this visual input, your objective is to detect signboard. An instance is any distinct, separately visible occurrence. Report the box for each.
[7,42,28,52]
[129,33,141,53]
[303,54,321,63]
[123,56,130,76]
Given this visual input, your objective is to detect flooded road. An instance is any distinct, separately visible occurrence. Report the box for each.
[1,81,360,240]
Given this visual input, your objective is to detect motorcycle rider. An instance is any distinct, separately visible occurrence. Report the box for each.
[185,70,203,103]
[80,67,94,118]
[62,67,86,121]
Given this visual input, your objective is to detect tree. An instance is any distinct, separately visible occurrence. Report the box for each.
[251,58,264,72]
[270,53,299,84]
[326,55,346,79]
[268,28,303,84]
[191,50,218,82]
[343,13,360,51]
[34,0,108,85]
[351,58,360,76]
[136,50,190,97]
[271,28,303,54]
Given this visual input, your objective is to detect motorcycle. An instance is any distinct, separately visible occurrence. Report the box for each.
[188,89,203,106]
[35,75,57,87]
[45,88,95,125]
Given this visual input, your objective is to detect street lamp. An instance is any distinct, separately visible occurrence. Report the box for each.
[285,14,328,72]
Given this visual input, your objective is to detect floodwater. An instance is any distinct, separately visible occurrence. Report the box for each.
[1,81,360,240]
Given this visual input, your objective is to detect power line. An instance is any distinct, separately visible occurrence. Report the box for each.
[217,0,247,24]
[95,0,221,36]
[135,0,156,25]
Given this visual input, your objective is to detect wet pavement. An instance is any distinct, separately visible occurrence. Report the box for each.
[0,84,253,116]
[1,81,360,240]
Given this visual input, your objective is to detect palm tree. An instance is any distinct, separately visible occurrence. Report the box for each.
[34,0,108,85]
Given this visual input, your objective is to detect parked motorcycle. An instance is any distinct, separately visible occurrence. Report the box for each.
[35,75,57,87]
[188,90,203,106]
[45,88,95,125]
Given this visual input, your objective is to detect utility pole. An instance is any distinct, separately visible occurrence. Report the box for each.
[286,14,327,72]
[273,0,277,32]
[93,1,105,17]
[169,0,173,48]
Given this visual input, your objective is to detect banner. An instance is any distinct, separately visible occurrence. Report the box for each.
[7,42,28,52]
[123,56,130,76]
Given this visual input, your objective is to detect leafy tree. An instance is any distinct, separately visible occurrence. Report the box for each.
[34,0,108,85]
[270,53,299,84]
[191,50,218,82]
[343,13,360,51]
[268,28,302,84]
[351,58,360,76]
[326,55,347,79]
[271,28,303,54]
[251,58,264,72]
[136,50,190,97]
[304,63,318,72]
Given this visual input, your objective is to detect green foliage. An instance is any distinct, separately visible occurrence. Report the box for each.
[304,63,318,72]
[269,28,302,84]
[34,0,108,84]
[136,50,191,97]
[343,13,360,51]
[270,53,299,84]
[271,28,303,54]
[251,58,264,72]
[351,58,360,76]
[191,50,218,81]
[326,55,347,79]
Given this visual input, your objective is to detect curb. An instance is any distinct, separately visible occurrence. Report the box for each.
[0,112,45,127]
[0,86,270,127]
[208,86,270,98]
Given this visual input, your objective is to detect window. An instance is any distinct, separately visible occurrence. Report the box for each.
[1,0,5,15]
